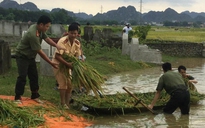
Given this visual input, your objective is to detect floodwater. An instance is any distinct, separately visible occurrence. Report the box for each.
[87,58,205,128]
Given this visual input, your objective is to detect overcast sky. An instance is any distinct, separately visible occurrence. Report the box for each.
[6,0,205,15]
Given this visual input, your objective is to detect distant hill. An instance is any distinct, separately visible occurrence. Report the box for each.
[51,8,76,17]
[182,11,205,18]
[0,0,39,11]
[91,6,140,24]
[0,0,205,23]
[143,8,193,22]
[75,12,93,19]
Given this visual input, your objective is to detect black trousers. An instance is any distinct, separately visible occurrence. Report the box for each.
[15,57,40,100]
[163,89,190,114]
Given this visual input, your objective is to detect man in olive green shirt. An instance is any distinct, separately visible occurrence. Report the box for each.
[14,15,64,104]
[148,62,190,114]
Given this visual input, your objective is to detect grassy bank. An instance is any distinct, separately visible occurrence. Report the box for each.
[0,44,178,105]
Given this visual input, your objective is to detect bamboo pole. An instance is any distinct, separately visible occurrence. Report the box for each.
[122,87,155,114]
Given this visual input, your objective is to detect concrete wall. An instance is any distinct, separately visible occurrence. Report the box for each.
[49,24,66,37]
[145,40,204,57]
[0,21,3,35]
[0,20,29,36]
[122,34,162,64]
[40,49,54,76]
[0,40,11,74]
[0,20,65,44]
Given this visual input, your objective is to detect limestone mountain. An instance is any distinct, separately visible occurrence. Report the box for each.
[143,8,193,22]
[91,6,140,23]
[182,11,205,19]
[0,0,39,11]
[0,0,18,9]
[75,12,93,20]
[194,15,205,22]
[0,0,205,23]
[51,8,76,17]
[20,2,39,11]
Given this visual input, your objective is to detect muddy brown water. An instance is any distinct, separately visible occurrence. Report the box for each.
[87,58,205,128]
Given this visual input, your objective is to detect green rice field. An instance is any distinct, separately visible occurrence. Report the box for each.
[71,25,205,43]
[147,27,205,43]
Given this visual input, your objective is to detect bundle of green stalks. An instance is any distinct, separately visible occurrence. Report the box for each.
[59,53,105,98]
[0,99,44,127]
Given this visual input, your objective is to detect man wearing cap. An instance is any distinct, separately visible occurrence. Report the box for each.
[122,23,132,34]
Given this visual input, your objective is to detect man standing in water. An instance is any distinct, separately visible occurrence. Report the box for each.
[148,62,190,114]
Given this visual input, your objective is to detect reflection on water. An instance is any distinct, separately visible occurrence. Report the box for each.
[88,58,205,128]
[103,67,162,94]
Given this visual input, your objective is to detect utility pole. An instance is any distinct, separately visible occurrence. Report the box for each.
[139,0,142,25]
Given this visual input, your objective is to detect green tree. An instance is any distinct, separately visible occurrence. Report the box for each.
[134,25,151,44]
[163,21,173,26]
[181,21,189,26]
[0,14,3,20]
[50,9,73,24]
[0,7,6,16]
[5,13,15,20]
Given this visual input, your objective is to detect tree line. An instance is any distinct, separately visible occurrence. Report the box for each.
[0,7,204,27]
[163,21,203,28]
[0,7,74,24]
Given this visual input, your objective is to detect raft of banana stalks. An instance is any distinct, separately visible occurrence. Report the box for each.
[71,90,205,115]
[60,53,105,98]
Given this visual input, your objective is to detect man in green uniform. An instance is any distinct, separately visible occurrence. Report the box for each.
[148,62,190,114]
[14,15,64,104]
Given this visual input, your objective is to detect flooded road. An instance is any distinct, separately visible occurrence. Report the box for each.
[88,58,205,128]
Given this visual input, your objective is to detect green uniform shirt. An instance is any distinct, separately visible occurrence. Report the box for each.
[16,24,48,59]
[156,71,187,95]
